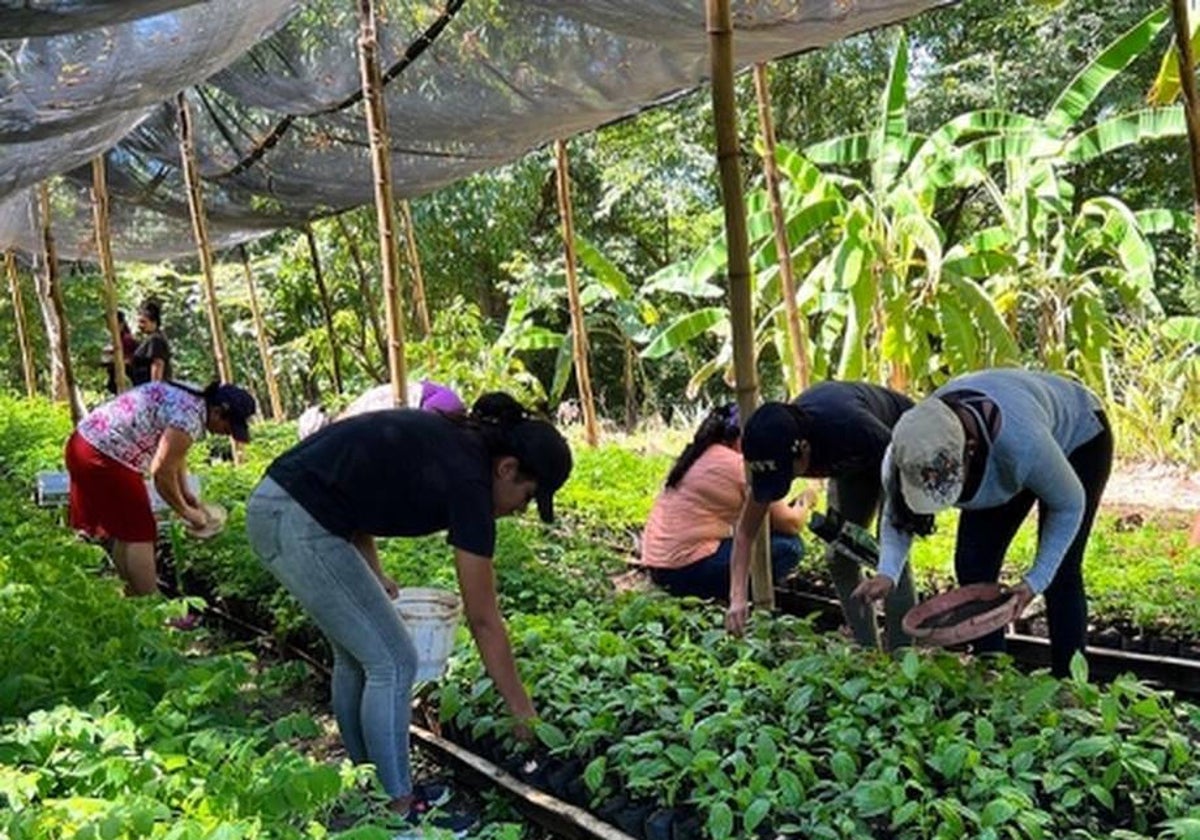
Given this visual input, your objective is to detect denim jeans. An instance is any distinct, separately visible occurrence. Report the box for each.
[650,533,804,601]
[246,476,417,798]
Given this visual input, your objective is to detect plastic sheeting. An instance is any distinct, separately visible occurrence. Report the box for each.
[0,0,947,261]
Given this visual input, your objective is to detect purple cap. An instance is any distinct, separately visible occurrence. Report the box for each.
[419,380,466,415]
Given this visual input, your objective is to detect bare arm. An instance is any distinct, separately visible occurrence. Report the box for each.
[352,532,398,597]
[454,548,536,724]
[149,357,166,382]
[150,428,206,528]
[726,496,769,634]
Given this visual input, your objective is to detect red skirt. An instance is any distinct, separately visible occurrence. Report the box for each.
[65,431,157,543]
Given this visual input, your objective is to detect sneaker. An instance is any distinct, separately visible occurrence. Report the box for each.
[411,781,452,809]
[396,797,477,839]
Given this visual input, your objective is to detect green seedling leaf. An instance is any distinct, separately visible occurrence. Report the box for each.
[707,802,735,840]
[745,797,771,832]
[583,756,607,793]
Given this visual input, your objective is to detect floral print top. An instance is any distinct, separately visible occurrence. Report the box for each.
[77,383,206,473]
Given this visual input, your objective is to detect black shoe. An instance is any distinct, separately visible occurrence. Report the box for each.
[395,794,476,838]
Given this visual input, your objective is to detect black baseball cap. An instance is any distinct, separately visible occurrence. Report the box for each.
[741,402,802,503]
[511,419,573,523]
[213,384,258,443]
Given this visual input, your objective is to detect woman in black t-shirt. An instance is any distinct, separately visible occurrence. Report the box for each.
[245,393,572,831]
[130,298,172,385]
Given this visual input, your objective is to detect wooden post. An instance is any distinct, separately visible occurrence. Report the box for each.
[35,183,84,423]
[399,199,432,341]
[335,212,388,367]
[90,156,128,393]
[5,251,38,399]
[239,245,285,420]
[753,62,810,396]
[176,91,234,385]
[1171,0,1200,243]
[357,0,407,406]
[708,0,773,608]
[554,138,600,447]
[303,224,344,395]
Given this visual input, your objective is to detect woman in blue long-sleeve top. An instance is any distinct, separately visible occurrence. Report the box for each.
[852,369,1113,677]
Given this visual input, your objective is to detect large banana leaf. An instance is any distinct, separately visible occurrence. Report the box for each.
[1076,196,1160,312]
[750,198,845,269]
[1063,107,1185,163]
[1162,316,1200,342]
[642,264,724,299]
[1044,6,1170,136]
[943,275,1021,362]
[874,31,911,191]
[641,307,727,359]
[903,110,1043,188]
[574,235,634,299]
[1147,0,1200,104]
[1135,207,1195,234]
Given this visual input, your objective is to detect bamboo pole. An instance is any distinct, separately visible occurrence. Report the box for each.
[35,183,84,423]
[357,0,407,406]
[303,224,344,395]
[399,199,432,340]
[176,91,233,385]
[90,156,128,393]
[239,245,285,420]
[335,212,388,366]
[1171,0,1200,244]
[753,62,810,396]
[554,139,600,447]
[708,0,772,608]
[5,250,38,399]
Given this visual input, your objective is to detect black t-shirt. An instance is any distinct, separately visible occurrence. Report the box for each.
[266,409,496,556]
[130,332,172,385]
[794,381,913,477]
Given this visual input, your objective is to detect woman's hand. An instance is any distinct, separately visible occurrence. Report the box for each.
[852,574,894,603]
[1008,581,1035,616]
[725,598,750,636]
[182,506,209,530]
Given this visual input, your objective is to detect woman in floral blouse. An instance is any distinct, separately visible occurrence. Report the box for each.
[65,381,257,595]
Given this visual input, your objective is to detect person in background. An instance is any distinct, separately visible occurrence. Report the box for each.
[640,404,808,599]
[65,381,257,595]
[130,298,172,385]
[296,379,466,440]
[245,393,572,833]
[727,382,921,650]
[853,368,1113,677]
[101,310,139,395]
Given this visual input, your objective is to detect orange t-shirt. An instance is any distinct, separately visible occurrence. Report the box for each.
[640,444,746,569]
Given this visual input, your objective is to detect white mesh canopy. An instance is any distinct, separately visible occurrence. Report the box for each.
[0,0,947,261]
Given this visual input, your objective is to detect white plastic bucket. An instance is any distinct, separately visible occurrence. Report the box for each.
[393,587,462,682]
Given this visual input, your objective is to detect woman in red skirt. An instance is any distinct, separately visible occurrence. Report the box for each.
[66,380,256,595]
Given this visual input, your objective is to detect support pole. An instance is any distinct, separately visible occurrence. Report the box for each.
[304,224,344,395]
[753,62,810,396]
[35,183,84,423]
[90,156,128,393]
[554,138,600,447]
[708,0,772,608]
[5,250,38,399]
[357,0,407,406]
[1171,0,1200,243]
[399,199,432,341]
[176,91,234,385]
[239,245,285,420]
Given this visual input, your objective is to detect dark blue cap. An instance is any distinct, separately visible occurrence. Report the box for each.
[741,402,802,502]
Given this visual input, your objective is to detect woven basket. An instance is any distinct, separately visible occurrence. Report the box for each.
[902,582,1020,646]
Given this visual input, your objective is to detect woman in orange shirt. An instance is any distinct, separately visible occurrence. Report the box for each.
[640,404,808,599]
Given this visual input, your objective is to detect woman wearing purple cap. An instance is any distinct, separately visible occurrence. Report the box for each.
[65,380,257,596]
[245,392,572,832]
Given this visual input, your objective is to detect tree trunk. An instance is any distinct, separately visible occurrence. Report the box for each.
[554,138,600,447]
[176,92,233,385]
[304,224,344,395]
[1171,0,1200,243]
[335,212,388,369]
[35,183,84,422]
[753,62,810,396]
[708,0,772,608]
[239,245,285,420]
[357,0,407,406]
[90,156,128,393]
[623,338,637,432]
[5,251,38,399]
[399,199,432,341]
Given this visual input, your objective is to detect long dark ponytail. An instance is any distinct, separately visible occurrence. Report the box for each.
[666,403,740,488]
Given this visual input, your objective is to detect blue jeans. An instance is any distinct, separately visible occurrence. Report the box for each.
[246,476,417,798]
[650,534,804,601]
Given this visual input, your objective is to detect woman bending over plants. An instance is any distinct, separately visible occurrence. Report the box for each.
[640,403,808,599]
[245,392,572,833]
[854,368,1112,677]
[728,382,921,650]
[65,381,257,595]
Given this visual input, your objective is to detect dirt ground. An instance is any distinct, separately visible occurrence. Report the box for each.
[1103,460,1200,514]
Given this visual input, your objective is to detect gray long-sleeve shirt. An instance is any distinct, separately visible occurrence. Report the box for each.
[877,370,1103,594]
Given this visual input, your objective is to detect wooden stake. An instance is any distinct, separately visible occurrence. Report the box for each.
[1171,0,1200,244]
[303,224,344,395]
[399,199,432,341]
[357,0,407,406]
[35,183,84,422]
[239,245,285,420]
[708,0,773,607]
[5,250,37,399]
[753,62,810,396]
[334,212,388,367]
[176,92,233,385]
[90,156,128,393]
[554,138,600,447]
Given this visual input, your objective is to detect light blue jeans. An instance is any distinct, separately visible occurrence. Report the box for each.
[246,476,417,798]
